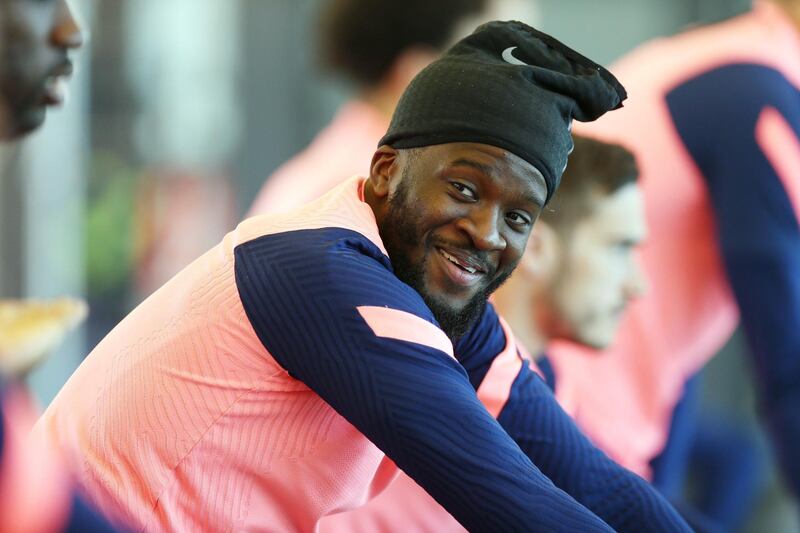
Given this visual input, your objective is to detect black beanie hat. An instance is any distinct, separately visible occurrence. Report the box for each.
[379,20,627,203]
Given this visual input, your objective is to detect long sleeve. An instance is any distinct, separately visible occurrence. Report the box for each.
[455,305,692,532]
[667,63,800,496]
[234,228,613,532]
[650,372,701,498]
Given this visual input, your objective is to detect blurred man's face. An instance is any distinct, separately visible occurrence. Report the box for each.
[0,0,83,139]
[374,143,547,340]
[549,183,647,348]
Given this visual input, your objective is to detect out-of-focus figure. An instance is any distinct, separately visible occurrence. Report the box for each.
[0,0,82,139]
[550,0,800,528]
[0,0,85,374]
[247,0,530,216]
[0,1,121,531]
[319,135,655,533]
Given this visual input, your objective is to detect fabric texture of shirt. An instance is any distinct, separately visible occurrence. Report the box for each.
[320,334,688,533]
[549,1,800,495]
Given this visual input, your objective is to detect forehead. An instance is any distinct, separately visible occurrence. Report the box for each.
[579,183,647,240]
[416,142,548,206]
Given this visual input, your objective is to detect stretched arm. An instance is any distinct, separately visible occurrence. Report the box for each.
[235,228,613,532]
[456,306,691,532]
[667,63,800,497]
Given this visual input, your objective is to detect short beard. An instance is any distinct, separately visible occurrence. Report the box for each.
[379,173,512,341]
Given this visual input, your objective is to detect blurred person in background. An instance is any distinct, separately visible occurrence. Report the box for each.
[319,135,696,532]
[247,0,530,216]
[549,0,800,529]
[34,21,692,533]
[0,0,81,139]
[0,0,120,531]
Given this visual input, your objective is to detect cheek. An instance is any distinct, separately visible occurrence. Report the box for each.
[559,252,619,311]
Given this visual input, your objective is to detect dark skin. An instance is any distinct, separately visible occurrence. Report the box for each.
[365,142,547,339]
[0,0,83,139]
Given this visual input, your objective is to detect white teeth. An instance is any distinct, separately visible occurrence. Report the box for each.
[440,250,478,274]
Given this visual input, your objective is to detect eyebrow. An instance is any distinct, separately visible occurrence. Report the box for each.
[450,158,494,175]
[450,158,545,207]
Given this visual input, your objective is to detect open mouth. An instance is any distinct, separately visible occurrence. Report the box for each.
[437,248,483,274]
[434,247,490,289]
[40,62,74,106]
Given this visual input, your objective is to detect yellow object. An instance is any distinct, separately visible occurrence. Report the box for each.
[0,298,88,377]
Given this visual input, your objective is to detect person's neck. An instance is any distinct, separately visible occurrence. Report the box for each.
[492,279,549,358]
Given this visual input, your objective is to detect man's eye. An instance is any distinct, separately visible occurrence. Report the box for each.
[451,182,476,200]
[506,211,531,227]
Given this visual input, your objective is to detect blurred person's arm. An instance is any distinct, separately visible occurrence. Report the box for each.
[0,381,123,532]
[457,306,692,533]
[667,63,800,498]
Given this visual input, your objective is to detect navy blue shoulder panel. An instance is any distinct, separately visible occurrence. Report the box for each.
[234,227,614,532]
[453,302,506,389]
[536,354,557,393]
[667,64,800,496]
[498,363,691,532]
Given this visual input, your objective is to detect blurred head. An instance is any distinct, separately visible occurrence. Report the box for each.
[0,0,83,140]
[367,143,546,340]
[318,0,490,89]
[510,136,646,349]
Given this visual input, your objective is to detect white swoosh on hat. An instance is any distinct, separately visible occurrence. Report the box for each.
[502,46,529,66]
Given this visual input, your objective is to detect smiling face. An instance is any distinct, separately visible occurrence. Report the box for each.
[0,0,83,139]
[367,142,547,340]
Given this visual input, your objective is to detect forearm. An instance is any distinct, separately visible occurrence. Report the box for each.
[498,368,691,532]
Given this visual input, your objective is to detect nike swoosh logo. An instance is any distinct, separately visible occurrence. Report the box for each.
[502,46,529,66]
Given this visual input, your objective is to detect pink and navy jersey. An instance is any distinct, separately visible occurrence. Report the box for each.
[37,177,665,532]
[551,1,800,495]
[319,332,686,533]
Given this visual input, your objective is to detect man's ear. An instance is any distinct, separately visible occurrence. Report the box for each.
[518,221,561,280]
[369,145,399,199]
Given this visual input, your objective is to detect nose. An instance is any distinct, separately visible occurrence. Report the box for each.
[51,0,84,50]
[624,259,648,300]
[455,206,506,252]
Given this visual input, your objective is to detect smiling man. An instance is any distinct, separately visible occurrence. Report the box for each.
[371,142,545,341]
[318,135,653,533]
[36,21,687,532]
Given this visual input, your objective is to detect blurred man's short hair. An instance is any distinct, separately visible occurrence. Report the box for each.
[319,0,488,87]
[543,135,639,231]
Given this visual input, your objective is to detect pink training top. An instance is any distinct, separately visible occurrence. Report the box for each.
[239,92,596,533]
[36,179,401,532]
[549,1,800,480]
[37,177,588,533]
[247,99,388,217]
